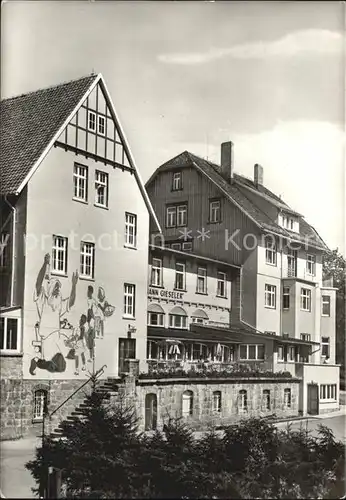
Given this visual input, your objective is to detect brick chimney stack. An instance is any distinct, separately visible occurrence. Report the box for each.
[254,163,263,188]
[221,141,234,183]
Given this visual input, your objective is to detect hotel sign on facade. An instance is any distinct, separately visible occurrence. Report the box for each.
[148,287,185,300]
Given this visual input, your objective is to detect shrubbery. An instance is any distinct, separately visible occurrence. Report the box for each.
[26,390,345,499]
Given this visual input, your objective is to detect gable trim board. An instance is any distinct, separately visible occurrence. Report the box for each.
[9,73,161,233]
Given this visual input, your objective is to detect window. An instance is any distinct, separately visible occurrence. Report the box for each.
[265,239,277,265]
[125,213,137,248]
[0,317,19,352]
[177,205,187,227]
[95,171,108,208]
[182,390,193,417]
[172,171,182,191]
[88,111,96,131]
[287,248,297,277]
[52,236,68,274]
[151,258,162,286]
[263,389,271,411]
[282,215,294,230]
[265,284,276,308]
[283,287,290,309]
[322,295,331,316]
[182,241,193,252]
[284,388,291,409]
[300,288,311,311]
[239,344,265,360]
[33,389,48,421]
[217,271,227,297]
[73,164,88,202]
[124,284,135,317]
[171,243,181,251]
[166,204,188,227]
[197,267,207,294]
[80,242,95,279]
[0,232,9,268]
[320,384,337,401]
[192,317,205,324]
[169,314,187,329]
[278,345,284,361]
[321,337,330,357]
[238,390,248,413]
[209,199,221,223]
[306,254,316,276]
[147,312,164,327]
[98,115,105,135]
[147,340,159,359]
[166,206,177,227]
[212,391,222,413]
[300,333,311,341]
[288,346,295,362]
[175,262,185,290]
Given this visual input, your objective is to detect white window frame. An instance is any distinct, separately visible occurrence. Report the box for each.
[196,267,207,294]
[166,206,177,228]
[320,384,337,401]
[300,333,311,341]
[182,391,193,417]
[182,241,193,252]
[0,316,21,353]
[0,232,9,268]
[175,262,185,290]
[209,200,221,223]
[278,345,284,361]
[151,258,162,286]
[73,163,88,202]
[265,284,276,309]
[80,241,95,279]
[306,254,316,276]
[147,340,159,360]
[169,314,187,329]
[171,243,181,251]
[147,312,164,327]
[192,317,206,325]
[98,115,106,136]
[212,391,222,413]
[262,389,271,411]
[283,388,291,409]
[125,212,137,248]
[238,390,248,413]
[322,295,331,317]
[88,111,96,131]
[172,171,182,191]
[321,336,330,358]
[287,248,297,277]
[217,271,227,297]
[300,288,311,312]
[95,170,108,208]
[282,215,294,230]
[283,287,290,310]
[124,283,136,318]
[52,235,68,275]
[265,239,277,266]
[33,389,48,421]
[239,344,265,361]
[177,205,187,227]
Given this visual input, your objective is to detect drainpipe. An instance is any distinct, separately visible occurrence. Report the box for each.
[4,196,16,306]
[279,246,283,336]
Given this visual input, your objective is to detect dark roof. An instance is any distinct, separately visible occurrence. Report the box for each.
[147,151,328,251]
[0,74,97,195]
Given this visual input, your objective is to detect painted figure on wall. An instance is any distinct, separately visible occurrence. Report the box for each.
[29,253,79,375]
[65,314,88,375]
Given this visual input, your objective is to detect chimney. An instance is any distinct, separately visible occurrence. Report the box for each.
[221,141,234,183]
[254,163,263,188]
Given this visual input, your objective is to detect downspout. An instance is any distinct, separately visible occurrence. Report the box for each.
[279,246,283,336]
[4,196,16,306]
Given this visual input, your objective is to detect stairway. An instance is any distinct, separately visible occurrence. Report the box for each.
[50,378,121,439]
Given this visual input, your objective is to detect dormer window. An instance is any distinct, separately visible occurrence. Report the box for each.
[282,215,294,230]
[279,212,299,233]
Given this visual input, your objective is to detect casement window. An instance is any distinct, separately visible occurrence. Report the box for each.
[320,384,337,401]
[282,215,294,230]
[0,232,9,268]
[80,242,95,279]
[283,388,291,409]
[306,254,316,276]
[216,271,227,297]
[172,171,182,191]
[182,241,193,252]
[239,344,265,361]
[283,287,290,309]
[166,204,188,227]
[95,171,108,208]
[125,213,137,248]
[196,267,207,294]
[287,248,297,277]
[33,389,48,421]
[175,262,185,290]
[73,163,88,202]
[169,314,187,329]
[238,390,248,413]
[177,205,187,227]
[264,284,276,308]
[166,206,177,228]
[300,333,311,341]
[52,235,68,274]
[124,284,135,317]
[151,258,162,286]
[262,389,271,411]
[265,239,277,265]
[171,243,181,251]
[98,115,105,135]
[182,390,193,417]
[0,317,20,352]
[322,295,331,316]
[300,288,311,312]
[147,312,164,327]
[212,391,222,413]
[321,337,330,357]
[209,199,221,223]
[88,111,96,131]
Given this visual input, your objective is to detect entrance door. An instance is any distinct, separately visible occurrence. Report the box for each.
[307,384,319,415]
[118,338,136,374]
[145,393,157,430]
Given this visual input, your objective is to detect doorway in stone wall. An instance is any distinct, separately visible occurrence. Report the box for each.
[307,383,319,415]
[145,393,157,430]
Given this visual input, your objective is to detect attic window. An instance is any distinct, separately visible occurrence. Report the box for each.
[98,116,105,136]
[88,111,96,131]
[279,213,299,233]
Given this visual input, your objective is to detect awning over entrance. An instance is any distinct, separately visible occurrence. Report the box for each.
[147,326,243,344]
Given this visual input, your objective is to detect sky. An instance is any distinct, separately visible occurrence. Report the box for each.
[1,1,345,254]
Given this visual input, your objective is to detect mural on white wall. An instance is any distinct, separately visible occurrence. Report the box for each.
[29,253,115,376]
